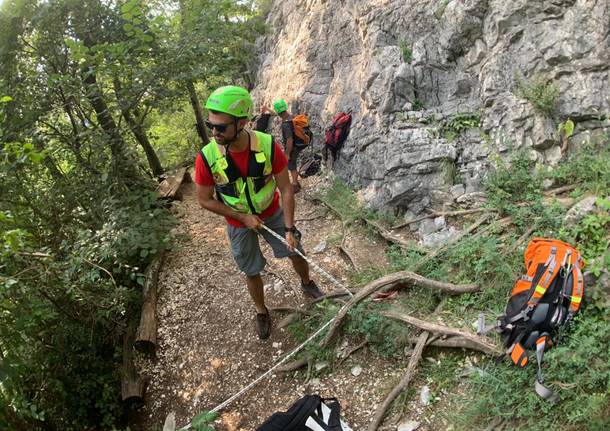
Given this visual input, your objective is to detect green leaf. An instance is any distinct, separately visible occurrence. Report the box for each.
[191,410,219,429]
[0,96,13,103]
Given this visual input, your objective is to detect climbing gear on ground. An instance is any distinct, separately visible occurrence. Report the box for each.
[256,308,271,340]
[205,85,253,119]
[257,394,353,430]
[200,131,276,215]
[273,99,288,114]
[291,114,314,148]
[497,238,585,401]
[299,152,322,178]
[301,280,324,299]
[324,111,352,160]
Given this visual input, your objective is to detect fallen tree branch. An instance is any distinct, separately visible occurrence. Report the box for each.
[320,271,478,347]
[381,311,501,356]
[368,331,429,431]
[543,184,577,196]
[276,355,310,373]
[407,335,501,356]
[508,225,537,254]
[392,207,496,230]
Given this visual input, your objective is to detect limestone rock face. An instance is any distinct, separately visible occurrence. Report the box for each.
[252,0,610,212]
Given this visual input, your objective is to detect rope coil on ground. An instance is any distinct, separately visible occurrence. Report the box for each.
[177,223,354,430]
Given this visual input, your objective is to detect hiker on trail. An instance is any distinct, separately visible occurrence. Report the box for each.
[274,99,304,193]
[194,86,324,340]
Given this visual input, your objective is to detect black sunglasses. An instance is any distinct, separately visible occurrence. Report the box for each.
[205,120,233,133]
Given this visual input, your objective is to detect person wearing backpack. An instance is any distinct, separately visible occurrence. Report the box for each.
[274,99,311,193]
[195,86,324,340]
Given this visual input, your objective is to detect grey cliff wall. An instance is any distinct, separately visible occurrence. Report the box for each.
[252,0,610,214]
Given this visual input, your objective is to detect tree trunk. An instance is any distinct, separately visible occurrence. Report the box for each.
[114,78,164,177]
[185,79,209,146]
[81,66,136,180]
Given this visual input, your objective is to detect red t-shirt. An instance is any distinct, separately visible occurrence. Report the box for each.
[195,141,288,227]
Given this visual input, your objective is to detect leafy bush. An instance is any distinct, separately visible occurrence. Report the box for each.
[551,137,610,194]
[516,77,560,116]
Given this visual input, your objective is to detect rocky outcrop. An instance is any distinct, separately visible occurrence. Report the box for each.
[252,0,610,213]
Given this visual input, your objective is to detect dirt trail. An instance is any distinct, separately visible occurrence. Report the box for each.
[134,176,415,431]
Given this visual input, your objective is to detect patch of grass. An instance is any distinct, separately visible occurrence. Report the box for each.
[412,97,424,111]
[441,112,481,142]
[345,302,411,358]
[317,176,361,225]
[399,41,412,63]
[516,76,560,116]
[454,308,610,430]
[551,135,610,195]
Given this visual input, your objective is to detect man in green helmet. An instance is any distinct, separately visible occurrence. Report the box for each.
[274,99,303,193]
[195,85,324,340]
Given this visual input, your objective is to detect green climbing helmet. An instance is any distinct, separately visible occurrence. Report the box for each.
[273,99,288,114]
[205,85,253,119]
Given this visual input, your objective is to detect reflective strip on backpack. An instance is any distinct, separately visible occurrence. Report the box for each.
[529,247,558,305]
[569,266,585,314]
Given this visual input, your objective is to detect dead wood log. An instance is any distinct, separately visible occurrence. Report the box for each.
[543,184,577,196]
[364,218,412,249]
[368,331,429,431]
[320,272,479,347]
[508,225,537,254]
[156,167,187,200]
[407,335,501,356]
[392,207,497,230]
[135,254,164,356]
[381,311,501,356]
[122,320,145,405]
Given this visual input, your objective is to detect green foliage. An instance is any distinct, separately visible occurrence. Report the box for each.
[399,41,412,63]
[516,76,560,116]
[551,136,610,195]
[345,302,410,357]
[483,147,563,232]
[191,410,219,431]
[557,118,575,140]
[412,97,424,111]
[317,176,361,225]
[427,113,480,141]
[147,103,201,168]
[456,309,610,430]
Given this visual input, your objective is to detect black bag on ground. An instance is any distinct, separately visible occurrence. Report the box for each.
[299,153,322,178]
[256,394,352,431]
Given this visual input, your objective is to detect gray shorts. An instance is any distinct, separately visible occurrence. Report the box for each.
[227,209,303,276]
[287,146,304,171]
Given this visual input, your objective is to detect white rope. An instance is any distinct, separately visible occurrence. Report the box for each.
[260,224,353,298]
[177,223,354,430]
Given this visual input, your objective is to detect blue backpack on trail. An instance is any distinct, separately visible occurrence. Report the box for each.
[257,395,352,431]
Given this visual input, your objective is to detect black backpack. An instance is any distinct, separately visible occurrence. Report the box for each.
[257,395,352,431]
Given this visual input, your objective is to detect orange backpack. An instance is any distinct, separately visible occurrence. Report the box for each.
[291,114,313,147]
[498,238,585,400]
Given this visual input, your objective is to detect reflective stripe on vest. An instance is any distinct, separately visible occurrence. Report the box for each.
[201,130,276,214]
